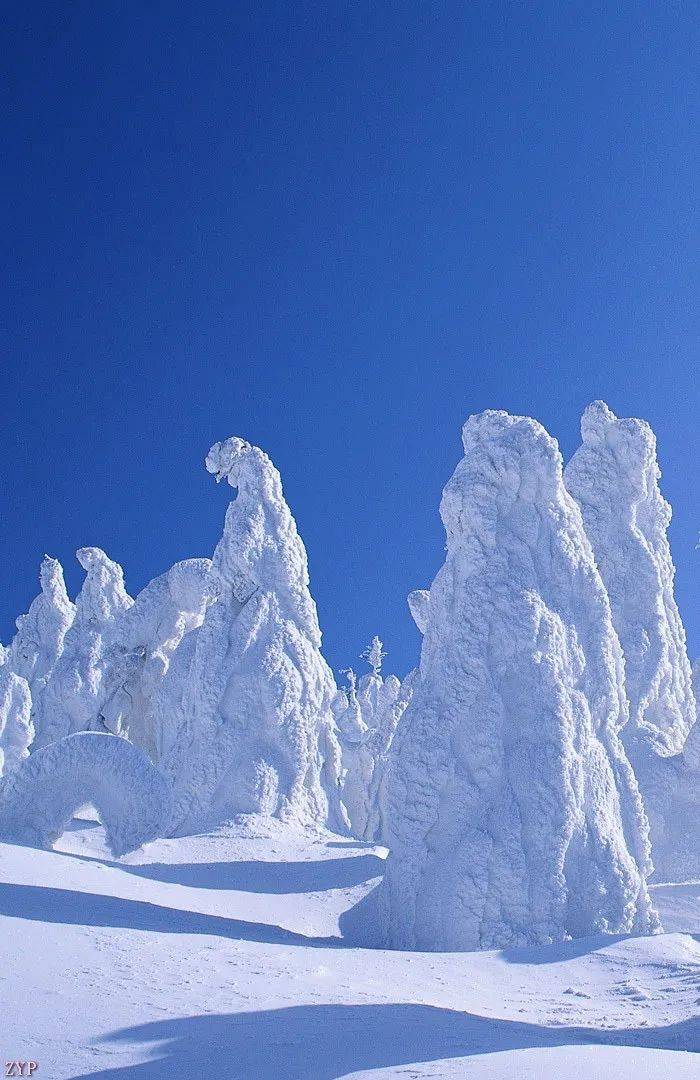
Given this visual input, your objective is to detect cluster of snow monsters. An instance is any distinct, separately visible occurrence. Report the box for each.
[1,403,699,952]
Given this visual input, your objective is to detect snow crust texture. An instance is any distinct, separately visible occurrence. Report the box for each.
[565,402,700,880]
[376,410,658,951]
[164,437,348,835]
[0,731,170,856]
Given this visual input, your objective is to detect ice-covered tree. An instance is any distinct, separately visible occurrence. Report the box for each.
[371,410,657,951]
[565,402,700,879]
[362,636,386,677]
[164,437,348,835]
[6,555,75,715]
[100,558,212,761]
[0,664,33,777]
[32,547,133,748]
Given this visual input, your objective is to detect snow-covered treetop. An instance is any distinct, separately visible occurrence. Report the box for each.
[204,437,321,644]
[74,547,133,625]
[440,410,564,552]
[361,636,385,676]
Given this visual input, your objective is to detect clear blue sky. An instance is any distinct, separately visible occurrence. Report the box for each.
[3,2,699,678]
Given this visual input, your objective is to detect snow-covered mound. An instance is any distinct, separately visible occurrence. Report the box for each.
[367,410,657,951]
[164,437,348,835]
[5,555,75,738]
[100,558,212,762]
[31,548,133,748]
[565,402,700,880]
[0,732,170,856]
[1,818,698,1080]
[0,666,33,776]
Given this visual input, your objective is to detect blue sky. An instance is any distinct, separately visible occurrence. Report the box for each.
[3,2,699,678]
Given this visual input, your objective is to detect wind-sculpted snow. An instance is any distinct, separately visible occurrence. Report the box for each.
[0,667,33,777]
[0,732,170,856]
[371,410,657,951]
[100,558,212,761]
[165,437,348,835]
[565,402,699,880]
[407,590,430,635]
[6,556,75,735]
[31,548,133,748]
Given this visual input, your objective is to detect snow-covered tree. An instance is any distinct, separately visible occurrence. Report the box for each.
[565,402,700,879]
[6,555,75,719]
[0,665,33,777]
[164,437,348,835]
[0,732,170,856]
[100,558,213,761]
[32,547,133,748]
[372,410,657,951]
[361,636,386,677]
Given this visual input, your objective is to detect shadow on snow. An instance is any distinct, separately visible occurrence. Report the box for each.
[69,1003,700,1080]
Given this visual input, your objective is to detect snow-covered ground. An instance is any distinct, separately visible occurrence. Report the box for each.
[0,816,698,1079]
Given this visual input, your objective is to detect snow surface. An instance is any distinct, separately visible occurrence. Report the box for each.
[0,816,697,1079]
[164,438,348,835]
[371,411,657,951]
[565,401,700,880]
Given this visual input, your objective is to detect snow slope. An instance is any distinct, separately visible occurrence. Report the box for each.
[0,817,697,1079]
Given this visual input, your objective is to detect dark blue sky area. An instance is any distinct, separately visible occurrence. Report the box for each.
[2,2,699,676]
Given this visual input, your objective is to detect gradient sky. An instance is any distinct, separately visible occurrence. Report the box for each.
[3,2,699,679]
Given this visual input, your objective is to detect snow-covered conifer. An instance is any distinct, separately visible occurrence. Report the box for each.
[565,402,700,879]
[0,665,33,777]
[100,558,212,761]
[6,556,75,718]
[164,437,348,834]
[374,410,657,950]
[32,547,133,747]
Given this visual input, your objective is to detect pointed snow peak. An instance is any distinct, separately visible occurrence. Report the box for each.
[580,399,618,441]
[39,555,70,601]
[444,411,563,550]
[75,547,132,623]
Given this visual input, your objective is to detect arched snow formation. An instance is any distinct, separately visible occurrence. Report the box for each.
[0,732,171,856]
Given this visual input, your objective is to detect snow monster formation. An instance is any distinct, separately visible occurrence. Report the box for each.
[99,558,213,762]
[0,662,33,778]
[0,732,171,856]
[6,555,75,727]
[164,437,348,835]
[366,410,657,951]
[565,401,700,880]
[31,547,133,748]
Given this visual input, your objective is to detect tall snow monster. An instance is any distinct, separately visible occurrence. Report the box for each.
[164,437,348,835]
[565,401,700,880]
[372,410,657,951]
